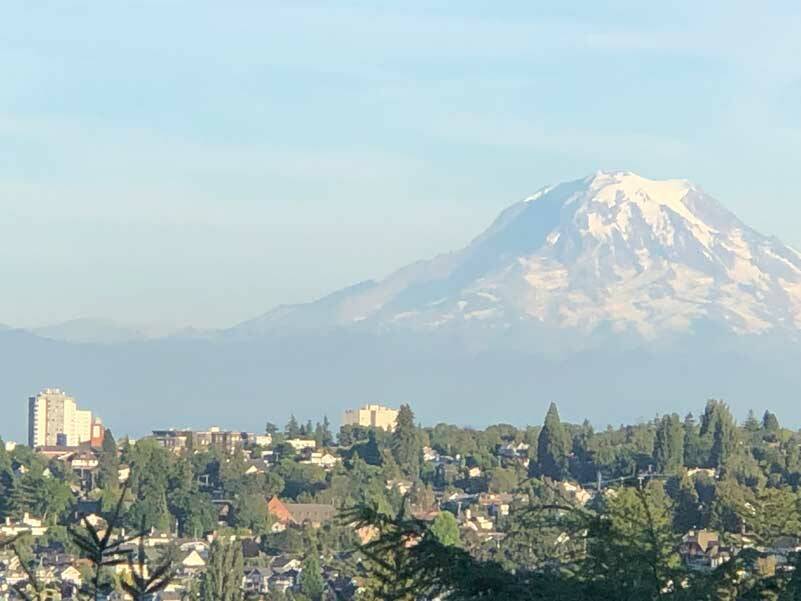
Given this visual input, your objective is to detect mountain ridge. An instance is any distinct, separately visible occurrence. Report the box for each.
[3,170,800,441]
[232,170,801,342]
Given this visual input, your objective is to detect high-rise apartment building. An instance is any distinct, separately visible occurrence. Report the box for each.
[342,404,399,431]
[28,388,100,448]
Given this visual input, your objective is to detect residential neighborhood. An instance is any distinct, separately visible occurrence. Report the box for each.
[2,393,801,600]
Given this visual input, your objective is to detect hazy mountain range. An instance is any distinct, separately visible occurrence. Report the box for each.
[3,171,800,441]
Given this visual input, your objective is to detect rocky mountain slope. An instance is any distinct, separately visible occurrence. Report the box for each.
[234,171,801,341]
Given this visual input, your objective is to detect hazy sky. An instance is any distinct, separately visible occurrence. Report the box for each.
[2,2,800,329]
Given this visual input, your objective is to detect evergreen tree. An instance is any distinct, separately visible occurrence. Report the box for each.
[201,539,244,601]
[588,482,679,599]
[127,440,172,531]
[355,430,382,466]
[97,429,119,491]
[0,440,12,518]
[669,474,703,532]
[285,415,300,438]
[701,400,735,468]
[711,418,736,469]
[534,403,570,480]
[653,414,684,474]
[391,405,421,478]
[167,459,216,537]
[322,415,333,447]
[744,410,760,432]
[299,555,325,601]
[682,412,704,468]
[762,410,780,432]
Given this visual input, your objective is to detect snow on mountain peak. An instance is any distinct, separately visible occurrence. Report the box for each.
[239,171,801,341]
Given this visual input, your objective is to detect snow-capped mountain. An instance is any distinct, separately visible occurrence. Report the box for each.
[236,171,801,340]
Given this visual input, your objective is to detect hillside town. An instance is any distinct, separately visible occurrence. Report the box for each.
[3,390,801,600]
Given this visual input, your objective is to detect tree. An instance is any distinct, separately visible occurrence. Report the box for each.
[534,403,570,480]
[167,459,216,537]
[201,539,243,601]
[588,482,679,600]
[299,555,325,601]
[285,415,300,438]
[265,422,279,436]
[391,405,421,479]
[487,467,518,493]
[683,413,704,468]
[711,418,736,469]
[321,415,333,447]
[354,430,382,466]
[126,439,172,531]
[668,474,703,532]
[763,410,780,432]
[744,410,761,432]
[653,414,684,473]
[429,511,460,547]
[97,429,119,491]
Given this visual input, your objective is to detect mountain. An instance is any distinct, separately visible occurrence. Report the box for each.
[3,171,801,441]
[233,171,801,343]
[30,319,216,345]
[32,319,153,344]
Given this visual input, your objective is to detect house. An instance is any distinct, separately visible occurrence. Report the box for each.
[244,460,268,476]
[300,450,340,469]
[178,540,209,554]
[467,466,482,479]
[1,513,48,537]
[270,568,300,593]
[478,493,515,517]
[179,549,206,572]
[59,565,83,586]
[271,556,302,574]
[680,530,734,571]
[243,567,273,595]
[386,479,413,495]
[497,442,529,459]
[422,446,440,462]
[687,467,717,480]
[267,497,294,524]
[118,464,131,483]
[285,504,336,527]
[558,481,593,506]
[285,438,317,452]
[267,497,336,527]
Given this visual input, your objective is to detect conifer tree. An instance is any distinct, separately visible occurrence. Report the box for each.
[285,415,300,438]
[653,414,684,473]
[391,404,421,478]
[744,410,760,432]
[97,429,119,491]
[534,403,570,480]
[299,555,325,601]
[201,539,243,601]
[711,418,736,469]
[762,410,780,432]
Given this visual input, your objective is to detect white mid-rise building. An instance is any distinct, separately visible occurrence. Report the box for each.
[342,404,399,431]
[28,388,95,448]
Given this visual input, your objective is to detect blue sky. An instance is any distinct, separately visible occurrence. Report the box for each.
[2,2,800,328]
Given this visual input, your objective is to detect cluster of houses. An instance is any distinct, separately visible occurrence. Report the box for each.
[0,492,351,601]
[8,414,796,599]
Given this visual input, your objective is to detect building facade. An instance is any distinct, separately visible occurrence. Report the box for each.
[28,389,100,448]
[152,427,269,454]
[342,404,399,431]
